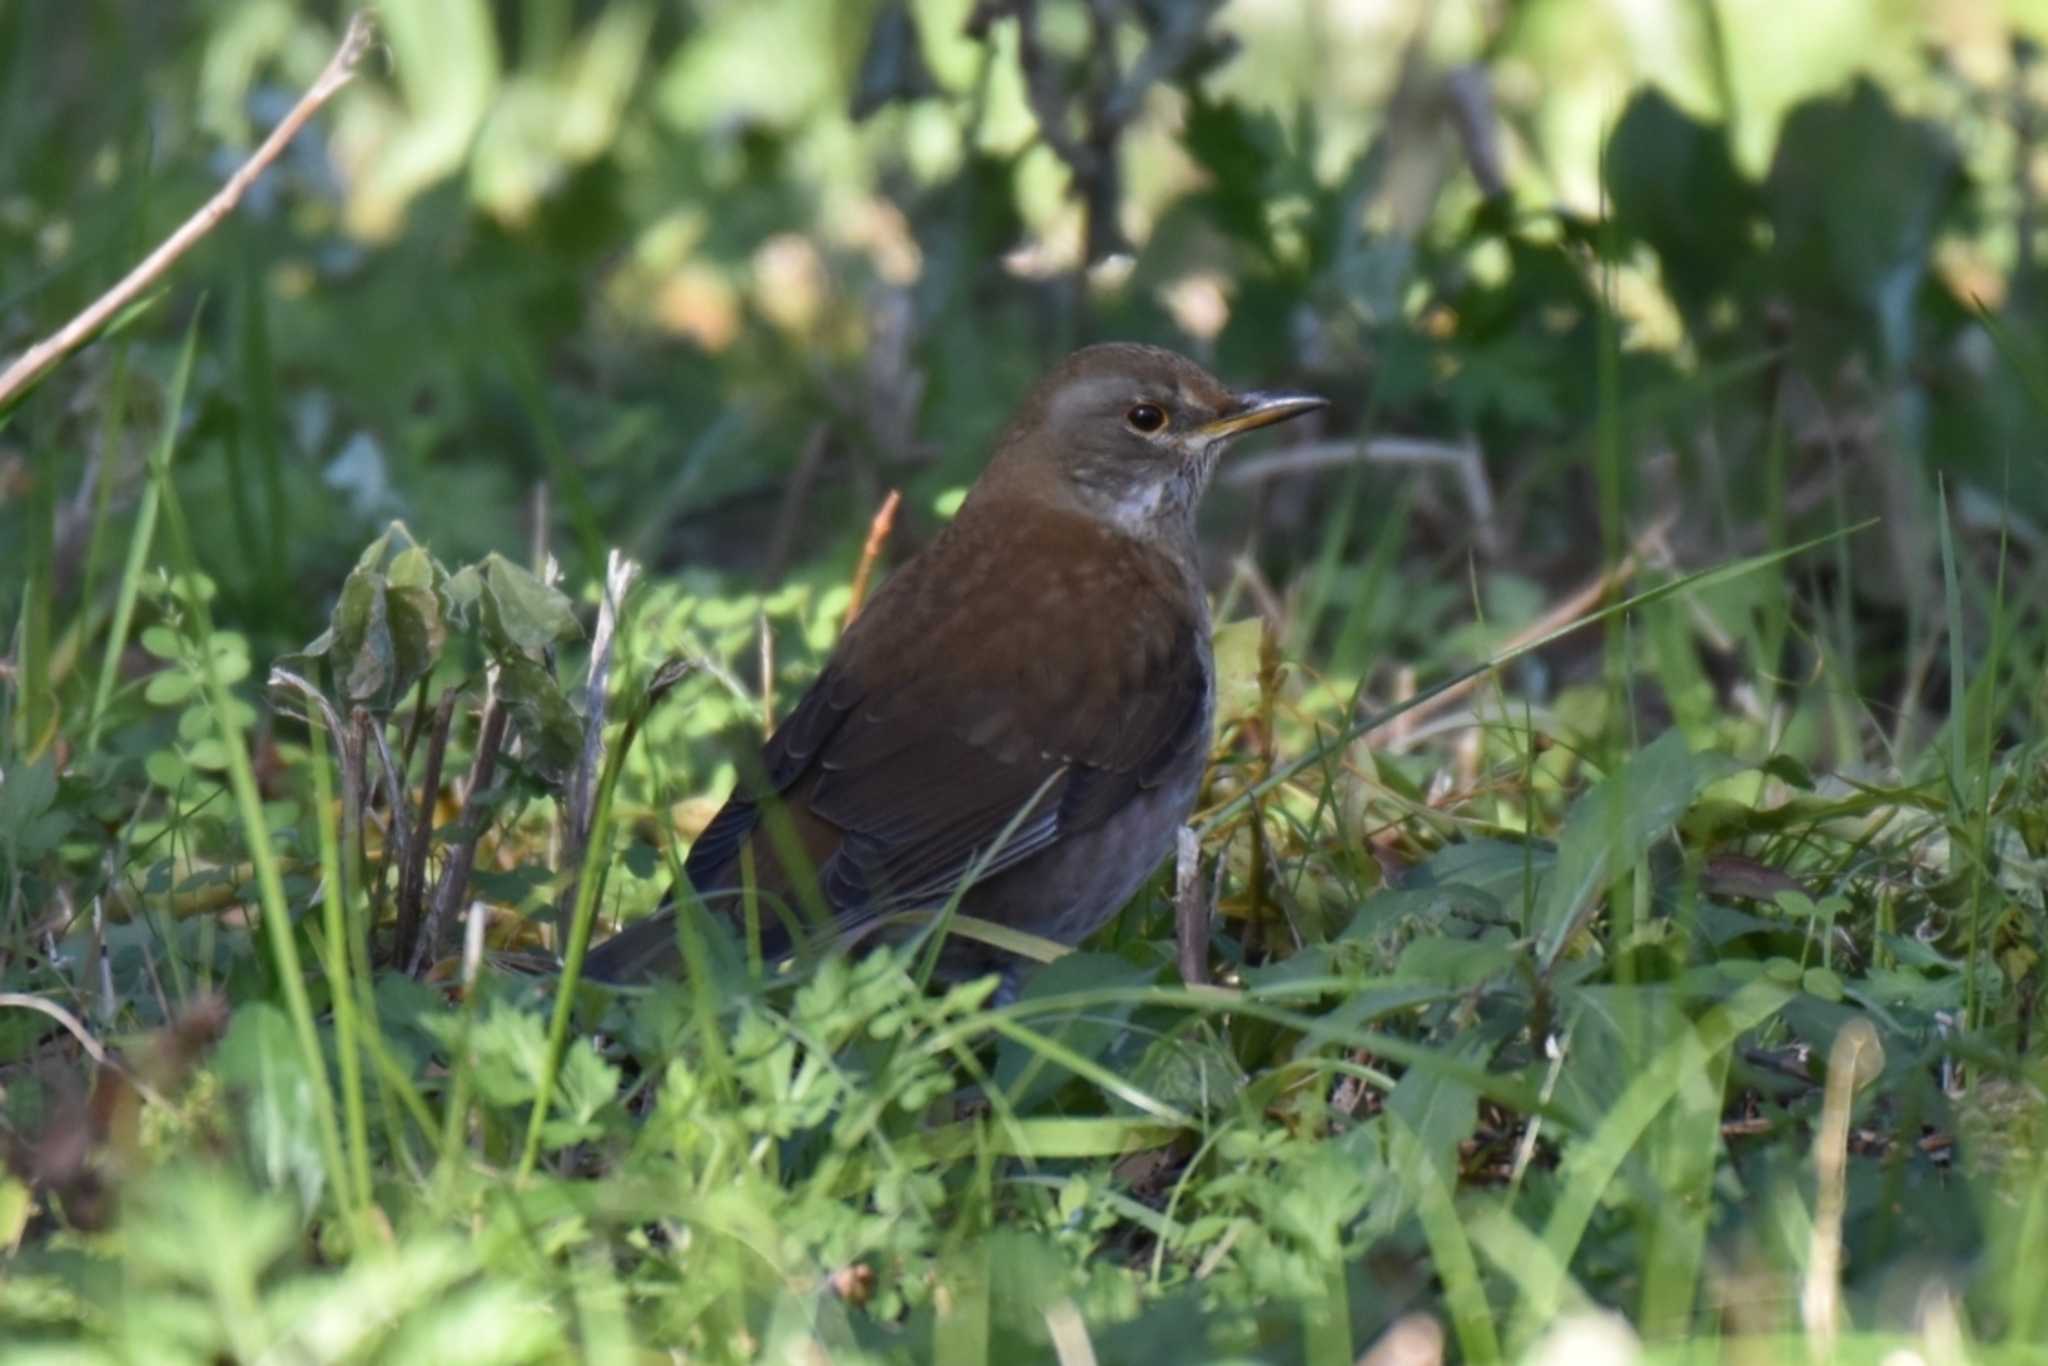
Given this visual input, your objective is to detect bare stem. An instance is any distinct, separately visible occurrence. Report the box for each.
[395,689,459,967]
[559,551,640,947]
[844,489,902,629]
[413,685,509,975]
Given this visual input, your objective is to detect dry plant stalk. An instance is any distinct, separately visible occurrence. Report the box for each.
[0,13,379,410]
[1802,1017,1883,1353]
[412,684,510,975]
[394,689,460,966]
[1369,512,1678,750]
[1173,824,1207,986]
[557,550,641,947]
[843,488,902,628]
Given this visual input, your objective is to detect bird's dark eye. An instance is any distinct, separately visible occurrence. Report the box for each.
[1126,403,1168,434]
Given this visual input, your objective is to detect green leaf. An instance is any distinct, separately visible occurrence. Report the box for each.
[214,1004,328,1213]
[1765,78,1960,371]
[494,653,584,783]
[540,1039,622,1147]
[0,755,59,836]
[1803,966,1846,1002]
[125,1164,299,1312]
[387,544,437,590]
[1514,979,1794,1346]
[1532,730,1733,968]
[138,624,185,659]
[0,755,71,861]
[379,1281,562,1365]
[1128,1025,1244,1116]
[143,668,196,705]
[480,553,581,654]
[420,1000,549,1108]
[994,952,1151,1114]
[1605,88,1757,321]
[346,0,501,238]
[1180,94,1281,257]
[331,569,396,704]
[385,583,447,700]
[1394,934,1519,989]
[1386,1053,1479,1183]
[0,1174,28,1251]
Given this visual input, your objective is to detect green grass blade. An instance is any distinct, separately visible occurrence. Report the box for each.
[1393,1114,1501,1364]
[1200,520,1877,835]
[1515,979,1792,1347]
[518,646,648,1180]
[307,710,374,1224]
[87,342,178,748]
[148,309,355,1229]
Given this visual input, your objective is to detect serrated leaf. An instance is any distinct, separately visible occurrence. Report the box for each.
[541,1039,622,1147]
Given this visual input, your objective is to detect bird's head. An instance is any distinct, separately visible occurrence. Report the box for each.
[979,342,1326,543]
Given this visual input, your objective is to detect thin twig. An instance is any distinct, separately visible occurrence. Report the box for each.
[0,993,168,1109]
[844,489,902,628]
[0,13,379,410]
[1226,435,1498,555]
[270,669,363,849]
[395,675,432,792]
[360,705,409,926]
[1445,64,1507,199]
[395,688,459,967]
[413,683,509,975]
[568,551,640,852]
[559,551,640,948]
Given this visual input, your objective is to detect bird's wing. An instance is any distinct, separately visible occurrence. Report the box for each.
[686,514,1211,936]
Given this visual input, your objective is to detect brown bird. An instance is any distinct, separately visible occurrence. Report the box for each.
[583,343,1324,986]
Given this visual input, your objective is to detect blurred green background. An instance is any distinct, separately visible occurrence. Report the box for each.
[5,0,2043,668]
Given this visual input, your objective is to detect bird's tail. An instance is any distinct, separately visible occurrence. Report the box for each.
[578,907,685,983]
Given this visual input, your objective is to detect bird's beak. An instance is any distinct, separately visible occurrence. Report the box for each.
[1197,390,1328,441]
